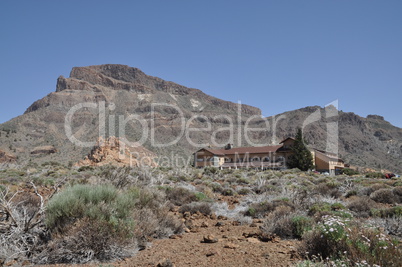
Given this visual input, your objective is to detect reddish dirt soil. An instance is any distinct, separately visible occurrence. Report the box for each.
[41,215,300,267]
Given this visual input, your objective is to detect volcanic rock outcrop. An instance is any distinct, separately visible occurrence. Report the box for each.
[76,136,157,167]
[0,149,16,163]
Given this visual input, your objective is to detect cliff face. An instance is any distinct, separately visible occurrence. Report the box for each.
[1,64,401,172]
[26,64,260,116]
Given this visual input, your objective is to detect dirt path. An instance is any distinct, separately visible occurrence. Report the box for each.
[43,215,300,267]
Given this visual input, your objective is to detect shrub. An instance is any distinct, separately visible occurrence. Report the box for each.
[260,206,294,238]
[366,172,384,178]
[46,184,136,235]
[340,168,360,176]
[392,186,402,203]
[246,200,294,219]
[330,203,345,210]
[314,183,340,198]
[165,187,197,206]
[347,196,377,218]
[370,188,397,204]
[300,216,402,266]
[291,215,314,238]
[179,202,212,215]
[43,184,183,264]
[194,192,208,201]
[99,166,133,188]
[77,165,94,172]
[308,202,331,216]
[344,190,357,198]
[237,187,252,195]
[371,206,402,218]
[203,166,218,175]
[221,187,236,196]
[261,207,312,239]
[384,216,402,238]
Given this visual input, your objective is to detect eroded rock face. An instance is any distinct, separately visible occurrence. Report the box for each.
[76,136,157,167]
[41,64,261,116]
[367,114,385,120]
[0,149,16,163]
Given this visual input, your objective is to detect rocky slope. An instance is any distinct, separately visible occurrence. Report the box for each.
[263,107,402,173]
[0,64,401,173]
[0,64,260,166]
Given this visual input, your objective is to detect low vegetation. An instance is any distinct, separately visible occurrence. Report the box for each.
[0,163,401,265]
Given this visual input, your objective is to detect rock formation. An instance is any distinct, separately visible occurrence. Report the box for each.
[0,149,16,163]
[76,136,157,167]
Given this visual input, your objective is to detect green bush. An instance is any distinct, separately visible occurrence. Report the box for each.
[308,202,331,216]
[194,192,208,201]
[344,190,357,198]
[46,184,136,236]
[203,166,218,175]
[366,172,384,178]
[77,165,94,172]
[291,215,313,238]
[330,203,345,210]
[340,168,360,176]
[371,206,402,218]
[300,216,402,266]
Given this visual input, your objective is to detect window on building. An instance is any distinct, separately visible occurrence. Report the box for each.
[277,156,285,162]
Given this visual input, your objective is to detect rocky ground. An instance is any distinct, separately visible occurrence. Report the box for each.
[39,211,299,267]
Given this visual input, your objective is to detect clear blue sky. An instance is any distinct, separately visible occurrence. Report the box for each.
[1,0,401,127]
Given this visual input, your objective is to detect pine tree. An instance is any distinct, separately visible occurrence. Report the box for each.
[287,128,314,171]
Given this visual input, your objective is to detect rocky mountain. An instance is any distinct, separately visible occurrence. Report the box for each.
[0,64,260,167]
[0,64,401,173]
[265,107,402,173]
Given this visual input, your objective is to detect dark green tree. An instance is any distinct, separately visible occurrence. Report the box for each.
[287,128,314,171]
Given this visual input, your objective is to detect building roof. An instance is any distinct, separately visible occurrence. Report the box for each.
[279,137,296,144]
[198,144,284,156]
[221,162,283,168]
[314,148,344,162]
